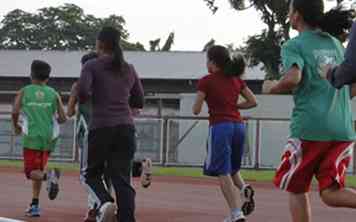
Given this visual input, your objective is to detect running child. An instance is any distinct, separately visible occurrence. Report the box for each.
[67,52,152,222]
[193,45,257,222]
[266,1,356,221]
[12,60,67,217]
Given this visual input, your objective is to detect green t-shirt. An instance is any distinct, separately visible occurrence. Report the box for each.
[21,84,59,151]
[282,30,356,141]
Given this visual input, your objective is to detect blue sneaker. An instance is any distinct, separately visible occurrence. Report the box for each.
[25,205,41,217]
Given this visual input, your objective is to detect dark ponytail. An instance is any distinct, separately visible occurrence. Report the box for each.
[97,26,128,74]
[292,0,355,39]
[207,45,246,77]
[320,7,355,39]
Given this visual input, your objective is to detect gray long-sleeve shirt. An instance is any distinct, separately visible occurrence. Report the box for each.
[330,22,356,89]
[78,56,144,130]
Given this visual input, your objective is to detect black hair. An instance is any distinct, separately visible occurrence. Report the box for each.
[81,52,98,65]
[321,7,354,38]
[207,45,246,77]
[31,60,51,81]
[292,0,355,37]
[97,26,127,73]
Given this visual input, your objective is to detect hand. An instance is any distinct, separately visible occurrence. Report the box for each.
[70,82,78,97]
[262,80,279,94]
[14,124,22,136]
[320,64,333,79]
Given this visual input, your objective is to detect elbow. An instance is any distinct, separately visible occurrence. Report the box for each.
[192,106,201,115]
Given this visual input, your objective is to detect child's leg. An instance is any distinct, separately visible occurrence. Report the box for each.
[289,193,311,222]
[231,172,245,190]
[204,123,245,221]
[274,139,322,222]
[218,175,240,210]
[320,185,356,208]
[32,180,42,200]
[317,142,356,208]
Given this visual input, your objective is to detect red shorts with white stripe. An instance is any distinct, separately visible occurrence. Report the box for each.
[274,139,354,193]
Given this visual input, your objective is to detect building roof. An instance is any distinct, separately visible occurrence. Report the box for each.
[0,50,265,80]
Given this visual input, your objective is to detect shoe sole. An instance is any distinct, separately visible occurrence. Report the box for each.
[242,186,255,216]
[48,168,61,200]
[99,203,116,222]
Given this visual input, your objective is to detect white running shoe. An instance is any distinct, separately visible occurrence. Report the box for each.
[141,158,152,188]
[97,202,116,222]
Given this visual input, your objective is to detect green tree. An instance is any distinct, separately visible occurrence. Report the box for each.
[0,4,145,50]
[204,0,346,79]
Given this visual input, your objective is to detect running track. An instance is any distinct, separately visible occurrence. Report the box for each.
[0,167,354,222]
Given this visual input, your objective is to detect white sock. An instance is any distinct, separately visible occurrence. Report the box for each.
[231,208,243,218]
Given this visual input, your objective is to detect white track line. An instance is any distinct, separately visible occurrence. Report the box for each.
[0,217,26,222]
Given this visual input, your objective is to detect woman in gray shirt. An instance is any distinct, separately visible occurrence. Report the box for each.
[78,26,144,222]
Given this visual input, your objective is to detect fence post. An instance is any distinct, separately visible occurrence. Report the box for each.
[254,120,261,170]
[161,116,168,166]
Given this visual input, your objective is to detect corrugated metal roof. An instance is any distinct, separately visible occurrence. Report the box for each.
[0,50,265,80]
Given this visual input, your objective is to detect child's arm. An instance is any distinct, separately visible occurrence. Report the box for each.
[237,86,257,109]
[57,94,67,124]
[350,83,356,99]
[192,91,206,115]
[12,90,23,135]
[67,82,78,118]
[268,66,302,94]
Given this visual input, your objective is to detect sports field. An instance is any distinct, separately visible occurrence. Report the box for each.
[0,160,355,222]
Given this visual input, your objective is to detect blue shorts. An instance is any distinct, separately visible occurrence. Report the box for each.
[203,122,245,177]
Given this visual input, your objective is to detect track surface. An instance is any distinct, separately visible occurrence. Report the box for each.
[0,168,354,222]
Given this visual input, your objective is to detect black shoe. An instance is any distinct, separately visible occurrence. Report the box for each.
[241,184,255,216]
[47,168,61,200]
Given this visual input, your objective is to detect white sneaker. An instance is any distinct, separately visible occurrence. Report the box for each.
[97,202,116,222]
[141,158,152,188]
[224,211,246,222]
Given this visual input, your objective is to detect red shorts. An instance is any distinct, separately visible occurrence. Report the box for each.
[274,139,354,193]
[23,149,50,179]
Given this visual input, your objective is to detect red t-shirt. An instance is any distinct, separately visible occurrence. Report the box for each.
[197,73,246,125]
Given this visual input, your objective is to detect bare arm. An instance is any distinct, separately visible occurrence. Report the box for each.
[350,83,356,99]
[269,66,302,94]
[192,91,206,115]
[67,82,78,117]
[237,86,257,109]
[12,90,23,135]
[57,94,67,124]
[129,66,144,109]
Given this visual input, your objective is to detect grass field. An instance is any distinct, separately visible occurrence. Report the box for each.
[1,160,356,187]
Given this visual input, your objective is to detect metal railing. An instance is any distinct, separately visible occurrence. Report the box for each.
[0,113,354,173]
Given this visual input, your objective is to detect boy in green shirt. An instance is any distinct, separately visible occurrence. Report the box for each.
[266,0,356,221]
[12,60,67,217]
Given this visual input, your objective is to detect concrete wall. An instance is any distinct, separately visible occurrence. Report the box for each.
[179,94,355,170]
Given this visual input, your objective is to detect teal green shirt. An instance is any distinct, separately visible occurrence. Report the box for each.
[21,84,59,151]
[282,30,355,141]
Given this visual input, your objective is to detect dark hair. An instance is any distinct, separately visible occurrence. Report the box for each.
[81,52,98,65]
[31,60,51,81]
[321,7,355,38]
[207,45,246,77]
[292,0,355,36]
[97,26,127,73]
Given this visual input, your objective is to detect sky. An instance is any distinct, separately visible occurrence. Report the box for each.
[0,0,341,51]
